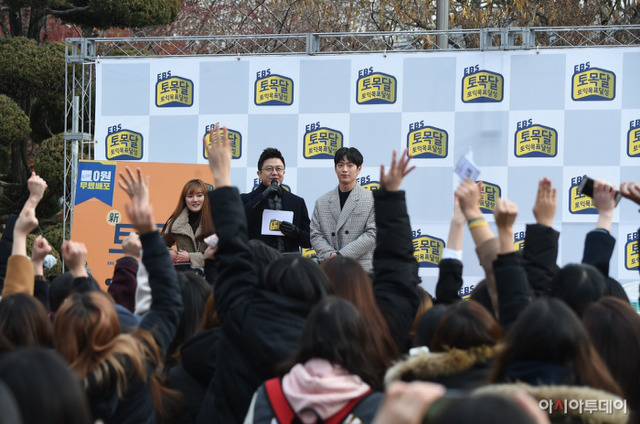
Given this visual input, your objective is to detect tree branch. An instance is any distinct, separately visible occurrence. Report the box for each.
[46,6,90,16]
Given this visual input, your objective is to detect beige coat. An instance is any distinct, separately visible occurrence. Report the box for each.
[165,208,206,269]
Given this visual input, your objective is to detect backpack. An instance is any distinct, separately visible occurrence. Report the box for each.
[264,378,372,424]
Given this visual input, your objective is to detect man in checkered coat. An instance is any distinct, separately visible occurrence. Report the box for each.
[310,147,377,272]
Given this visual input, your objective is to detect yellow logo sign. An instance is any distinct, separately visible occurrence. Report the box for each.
[569,176,597,214]
[358,175,380,191]
[479,181,501,214]
[514,231,525,252]
[302,249,317,259]
[105,124,143,160]
[625,232,639,271]
[514,120,558,158]
[269,220,281,231]
[627,119,640,157]
[303,122,343,159]
[407,121,448,159]
[203,125,241,160]
[571,63,615,101]
[356,67,397,104]
[462,65,504,103]
[412,230,445,268]
[155,72,194,107]
[254,69,294,106]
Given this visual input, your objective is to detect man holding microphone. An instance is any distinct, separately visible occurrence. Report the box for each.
[241,148,311,253]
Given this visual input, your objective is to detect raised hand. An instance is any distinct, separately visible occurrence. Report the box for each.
[27,171,47,205]
[380,149,415,192]
[455,180,483,221]
[62,240,88,278]
[495,198,518,254]
[532,178,557,228]
[32,235,52,263]
[118,167,155,234]
[592,181,617,213]
[620,182,640,206]
[122,233,142,258]
[495,198,518,230]
[593,180,617,232]
[206,123,232,188]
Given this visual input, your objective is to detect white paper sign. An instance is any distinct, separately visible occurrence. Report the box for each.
[261,209,294,236]
[454,151,480,181]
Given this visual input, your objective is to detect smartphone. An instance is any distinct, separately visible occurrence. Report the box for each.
[578,175,622,206]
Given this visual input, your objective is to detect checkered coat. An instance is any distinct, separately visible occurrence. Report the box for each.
[310,184,376,271]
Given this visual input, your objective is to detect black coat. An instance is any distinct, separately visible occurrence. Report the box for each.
[240,184,311,252]
[582,229,630,301]
[200,187,419,424]
[435,258,464,304]
[522,223,559,296]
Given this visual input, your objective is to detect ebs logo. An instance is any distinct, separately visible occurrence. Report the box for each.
[105,124,143,160]
[412,229,445,268]
[155,71,194,107]
[406,120,448,159]
[514,119,558,158]
[627,119,640,158]
[254,69,294,106]
[478,181,501,214]
[568,176,597,215]
[625,232,639,271]
[358,175,380,191]
[571,62,615,101]
[356,67,397,105]
[202,124,242,160]
[514,231,525,252]
[462,65,504,103]
[303,122,343,159]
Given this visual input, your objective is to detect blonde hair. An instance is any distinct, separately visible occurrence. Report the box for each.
[54,292,161,398]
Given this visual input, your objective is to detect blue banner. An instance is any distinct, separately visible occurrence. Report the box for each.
[75,161,116,206]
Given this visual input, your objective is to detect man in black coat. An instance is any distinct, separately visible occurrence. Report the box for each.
[240,148,311,253]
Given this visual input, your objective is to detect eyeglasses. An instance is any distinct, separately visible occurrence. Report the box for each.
[262,166,285,173]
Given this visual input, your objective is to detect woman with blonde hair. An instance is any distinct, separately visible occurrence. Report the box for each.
[54,168,183,423]
[161,179,214,269]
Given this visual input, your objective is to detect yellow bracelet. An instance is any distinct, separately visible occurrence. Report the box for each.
[468,219,489,231]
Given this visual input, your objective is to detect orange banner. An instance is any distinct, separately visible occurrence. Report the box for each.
[71,161,212,287]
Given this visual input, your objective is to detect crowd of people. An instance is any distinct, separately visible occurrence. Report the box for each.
[0,124,639,424]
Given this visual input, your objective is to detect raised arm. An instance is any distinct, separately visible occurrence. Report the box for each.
[522,178,560,296]
[435,199,465,304]
[493,198,531,328]
[372,150,420,350]
[455,180,499,315]
[582,181,617,277]
[2,172,46,297]
[206,124,260,319]
[119,167,182,355]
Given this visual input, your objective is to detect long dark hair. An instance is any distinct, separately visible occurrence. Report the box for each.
[161,179,214,242]
[264,256,328,308]
[0,348,92,424]
[583,297,640,412]
[430,300,502,352]
[321,256,398,371]
[289,297,381,388]
[491,298,621,395]
[0,294,53,348]
[550,263,606,316]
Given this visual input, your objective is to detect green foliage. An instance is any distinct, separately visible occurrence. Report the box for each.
[0,95,30,149]
[61,0,182,29]
[42,223,64,254]
[33,134,65,218]
[0,38,65,143]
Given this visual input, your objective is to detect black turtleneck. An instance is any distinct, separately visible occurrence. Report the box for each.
[188,210,201,235]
